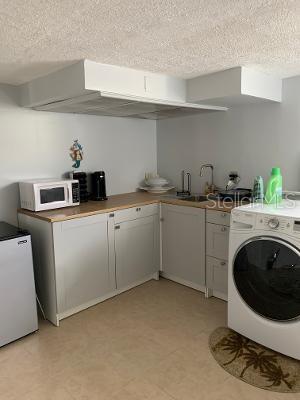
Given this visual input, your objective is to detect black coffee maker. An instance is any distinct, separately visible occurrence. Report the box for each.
[92,171,107,201]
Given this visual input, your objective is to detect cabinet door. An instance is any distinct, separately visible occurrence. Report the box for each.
[206,256,228,301]
[206,223,229,260]
[115,215,157,291]
[53,214,114,314]
[161,204,205,290]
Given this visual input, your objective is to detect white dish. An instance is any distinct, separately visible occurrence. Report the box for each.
[144,177,169,187]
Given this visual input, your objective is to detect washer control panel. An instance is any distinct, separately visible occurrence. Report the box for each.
[256,215,291,232]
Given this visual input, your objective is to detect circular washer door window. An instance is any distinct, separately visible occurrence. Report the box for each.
[233,237,300,321]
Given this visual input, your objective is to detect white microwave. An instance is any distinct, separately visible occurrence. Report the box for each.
[19,179,80,211]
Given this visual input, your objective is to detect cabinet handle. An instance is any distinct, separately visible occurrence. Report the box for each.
[109,213,115,218]
[115,225,120,230]
[221,226,227,232]
[160,217,164,222]
[136,207,141,212]
[221,213,227,217]
[220,261,226,266]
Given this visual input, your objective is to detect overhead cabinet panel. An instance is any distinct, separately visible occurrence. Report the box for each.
[84,60,186,102]
[187,67,282,106]
[20,59,228,119]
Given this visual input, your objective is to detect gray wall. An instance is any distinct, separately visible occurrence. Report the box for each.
[157,76,300,194]
[0,85,157,224]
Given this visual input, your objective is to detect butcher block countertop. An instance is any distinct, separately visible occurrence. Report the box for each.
[18,191,240,223]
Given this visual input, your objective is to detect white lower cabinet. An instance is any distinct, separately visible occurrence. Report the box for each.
[18,200,231,325]
[161,204,206,291]
[206,217,230,301]
[18,204,159,326]
[18,212,116,325]
[114,215,158,291]
[53,214,115,317]
[206,256,228,301]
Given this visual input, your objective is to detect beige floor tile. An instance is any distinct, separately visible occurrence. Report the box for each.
[1,279,296,400]
[62,359,130,400]
[145,340,230,399]
[214,376,300,400]
[21,384,75,400]
[112,379,174,400]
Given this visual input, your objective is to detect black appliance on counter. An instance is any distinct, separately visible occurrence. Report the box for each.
[92,171,107,201]
[70,171,89,202]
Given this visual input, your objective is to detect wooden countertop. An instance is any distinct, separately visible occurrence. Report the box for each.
[18,191,240,223]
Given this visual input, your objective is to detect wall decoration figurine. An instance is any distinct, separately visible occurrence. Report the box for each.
[69,139,83,169]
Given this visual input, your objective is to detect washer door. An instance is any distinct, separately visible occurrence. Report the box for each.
[233,237,300,321]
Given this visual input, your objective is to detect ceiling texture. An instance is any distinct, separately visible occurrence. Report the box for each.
[0,0,299,85]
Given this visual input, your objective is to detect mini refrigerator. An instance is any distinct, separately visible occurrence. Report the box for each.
[0,222,38,346]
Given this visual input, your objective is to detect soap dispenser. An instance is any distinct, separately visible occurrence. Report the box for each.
[265,167,282,204]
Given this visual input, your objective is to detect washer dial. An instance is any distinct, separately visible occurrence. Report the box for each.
[268,218,280,229]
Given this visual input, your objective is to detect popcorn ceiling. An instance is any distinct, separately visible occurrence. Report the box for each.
[0,0,299,85]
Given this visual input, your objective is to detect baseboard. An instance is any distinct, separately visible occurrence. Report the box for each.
[56,272,160,325]
[57,291,117,323]
[116,272,159,295]
[160,272,205,293]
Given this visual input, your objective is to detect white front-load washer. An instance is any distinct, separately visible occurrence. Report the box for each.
[228,200,300,360]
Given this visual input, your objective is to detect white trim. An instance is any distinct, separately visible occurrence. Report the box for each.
[56,273,160,325]
[210,290,227,302]
[100,91,228,111]
[160,272,205,293]
[159,203,163,271]
[57,290,117,323]
[116,273,159,295]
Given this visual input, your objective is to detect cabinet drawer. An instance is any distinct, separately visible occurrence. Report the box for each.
[206,222,229,260]
[206,256,228,300]
[206,210,230,226]
[114,203,158,223]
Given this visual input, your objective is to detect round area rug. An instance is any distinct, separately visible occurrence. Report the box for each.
[209,327,300,393]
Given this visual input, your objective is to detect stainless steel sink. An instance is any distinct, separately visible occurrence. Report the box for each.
[179,195,208,202]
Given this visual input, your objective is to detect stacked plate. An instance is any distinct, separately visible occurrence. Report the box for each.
[139,176,174,194]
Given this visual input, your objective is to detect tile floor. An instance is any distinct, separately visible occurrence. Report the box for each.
[1,279,298,400]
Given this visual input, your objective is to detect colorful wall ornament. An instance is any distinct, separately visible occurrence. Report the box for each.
[69,139,83,169]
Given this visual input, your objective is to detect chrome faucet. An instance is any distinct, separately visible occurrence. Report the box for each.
[200,164,214,187]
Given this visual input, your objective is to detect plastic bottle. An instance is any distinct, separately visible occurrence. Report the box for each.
[265,167,282,204]
[252,176,264,203]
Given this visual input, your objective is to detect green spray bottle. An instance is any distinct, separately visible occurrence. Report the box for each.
[264,167,282,204]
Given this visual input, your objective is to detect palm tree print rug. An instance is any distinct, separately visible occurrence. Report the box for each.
[209,327,300,393]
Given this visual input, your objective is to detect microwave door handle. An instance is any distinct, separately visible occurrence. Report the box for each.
[67,185,72,203]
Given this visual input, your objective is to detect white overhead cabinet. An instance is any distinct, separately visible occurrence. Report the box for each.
[20,60,227,119]
[161,204,206,292]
